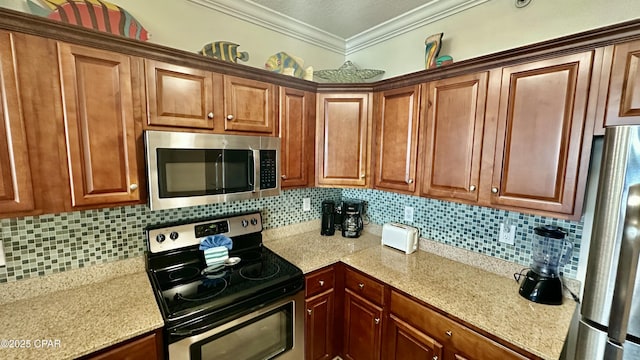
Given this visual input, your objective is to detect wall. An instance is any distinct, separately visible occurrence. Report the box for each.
[0,188,341,283]
[348,0,640,78]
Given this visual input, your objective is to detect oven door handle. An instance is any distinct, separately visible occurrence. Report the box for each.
[170,322,218,337]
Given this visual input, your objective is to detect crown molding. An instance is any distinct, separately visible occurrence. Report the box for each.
[187,0,488,56]
[345,0,490,55]
[187,0,346,54]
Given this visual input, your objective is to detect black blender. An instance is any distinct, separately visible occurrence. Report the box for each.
[519,225,573,305]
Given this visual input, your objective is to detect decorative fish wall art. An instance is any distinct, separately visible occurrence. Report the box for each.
[198,41,249,63]
[26,0,149,41]
[264,52,313,81]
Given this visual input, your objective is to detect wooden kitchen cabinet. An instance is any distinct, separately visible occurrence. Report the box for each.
[58,43,142,207]
[488,51,594,217]
[0,31,35,215]
[373,85,421,194]
[388,290,534,360]
[305,266,337,360]
[316,92,372,187]
[420,72,488,203]
[82,330,163,360]
[384,314,443,360]
[280,87,315,188]
[223,75,278,135]
[145,59,221,130]
[600,39,640,127]
[343,267,384,360]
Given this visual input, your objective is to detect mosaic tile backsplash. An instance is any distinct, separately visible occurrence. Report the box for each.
[342,189,583,279]
[0,188,341,283]
[0,186,584,283]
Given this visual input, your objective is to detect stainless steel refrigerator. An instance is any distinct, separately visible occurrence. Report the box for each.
[576,125,640,359]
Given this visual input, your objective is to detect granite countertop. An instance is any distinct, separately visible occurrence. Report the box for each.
[265,228,576,360]
[0,261,164,360]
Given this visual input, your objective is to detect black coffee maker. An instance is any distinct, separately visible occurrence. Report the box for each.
[321,200,335,236]
[341,199,364,238]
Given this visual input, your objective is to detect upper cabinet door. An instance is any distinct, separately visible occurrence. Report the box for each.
[373,85,421,193]
[316,93,372,187]
[604,39,640,126]
[0,31,35,214]
[223,75,277,135]
[145,59,216,129]
[58,43,140,207]
[490,52,593,215]
[420,73,488,202]
[280,87,315,188]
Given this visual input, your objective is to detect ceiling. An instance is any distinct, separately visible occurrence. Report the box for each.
[188,0,490,55]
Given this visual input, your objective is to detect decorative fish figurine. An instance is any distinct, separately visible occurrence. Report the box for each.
[425,32,443,69]
[265,52,312,80]
[198,41,249,63]
[27,0,149,41]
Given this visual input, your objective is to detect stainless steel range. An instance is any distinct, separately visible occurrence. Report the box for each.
[145,211,305,360]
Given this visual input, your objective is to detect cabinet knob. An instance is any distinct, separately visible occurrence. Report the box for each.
[374,318,380,325]
[207,112,214,119]
[469,185,476,192]
[319,280,325,287]
[226,114,234,121]
[307,309,312,315]
[491,187,499,194]
[358,283,365,289]
[432,356,438,360]
[130,184,138,191]
[281,175,287,180]
[446,330,453,337]
[406,178,414,184]
[360,173,365,179]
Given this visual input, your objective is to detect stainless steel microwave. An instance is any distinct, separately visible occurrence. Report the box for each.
[144,130,280,210]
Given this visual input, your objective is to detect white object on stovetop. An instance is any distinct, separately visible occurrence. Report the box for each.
[382,223,419,254]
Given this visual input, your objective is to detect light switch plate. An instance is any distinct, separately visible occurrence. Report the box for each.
[404,206,414,222]
[302,198,311,212]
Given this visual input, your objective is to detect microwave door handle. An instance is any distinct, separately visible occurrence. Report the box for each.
[605,183,640,359]
[251,149,259,193]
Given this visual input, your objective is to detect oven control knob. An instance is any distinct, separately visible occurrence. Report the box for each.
[241,219,249,228]
[250,218,258,226]
[170,232,179,241]
[156,234,166,243]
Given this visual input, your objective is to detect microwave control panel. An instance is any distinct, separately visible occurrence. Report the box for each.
[260,150,277,189]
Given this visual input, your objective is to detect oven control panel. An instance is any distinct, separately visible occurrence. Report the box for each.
[146,212,263,254]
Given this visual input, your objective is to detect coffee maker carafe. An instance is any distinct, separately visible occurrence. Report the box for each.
[341,200,364,238]
[519,225,572,305]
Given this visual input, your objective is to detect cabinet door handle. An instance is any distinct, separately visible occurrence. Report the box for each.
[319,280,325,287]
[358,283,365,289]
[491,187,499,194]
[226,114,234,121]
[469,185,476,191]
[360,173,365,179]
[374,318,380,325]
[207,112,214,119]
[432,356,438,360]
[281,175,287,180]
[130,184,138,191]
[406,178,414,184]
[307,309,312,315]
[446,330,452,337]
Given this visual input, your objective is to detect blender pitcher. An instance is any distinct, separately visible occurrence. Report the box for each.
[519,225,572,305]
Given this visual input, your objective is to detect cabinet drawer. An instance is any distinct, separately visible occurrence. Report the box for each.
[390,290,531,360]
[305,266,335,297]
[345,267,384,306]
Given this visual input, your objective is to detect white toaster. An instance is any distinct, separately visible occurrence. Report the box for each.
[381,223,419,254]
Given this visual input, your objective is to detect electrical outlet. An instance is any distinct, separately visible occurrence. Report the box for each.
[499,223,516,245]
[302,198,311,212]
[0,240,5,267]
[404,206,414,222]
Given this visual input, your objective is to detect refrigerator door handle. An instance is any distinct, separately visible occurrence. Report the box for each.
[605,183,640,359]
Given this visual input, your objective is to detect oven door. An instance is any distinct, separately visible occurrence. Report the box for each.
[168,290,304,360]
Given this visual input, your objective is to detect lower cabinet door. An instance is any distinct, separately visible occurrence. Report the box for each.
[385,314,443,360]
[343,289,383,360]
[305,290,335,360]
